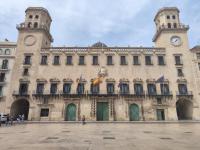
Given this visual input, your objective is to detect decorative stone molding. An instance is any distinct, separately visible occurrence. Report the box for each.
[119,78,129,83]
[63,78,73,83]
[106,78,115,83]
[36,78,47,83]
[133,78,143,83]
[177,78,187,83]
[146,78,156,83]
[49,78,60,83]
[19,78,30,83]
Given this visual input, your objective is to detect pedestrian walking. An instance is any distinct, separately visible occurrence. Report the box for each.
[10,116,13,126]
[82,115,86,125]
[6,114,10,126]
[0,116,1,127]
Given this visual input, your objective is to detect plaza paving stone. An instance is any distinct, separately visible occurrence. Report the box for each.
[0,123,200,150]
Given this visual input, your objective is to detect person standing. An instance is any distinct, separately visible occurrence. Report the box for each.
[0,115,1,127]
[82,115,86,125]
[6,114,9,126]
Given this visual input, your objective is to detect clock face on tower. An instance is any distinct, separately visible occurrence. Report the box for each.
[24,35,37,46]
[170,36,182,46]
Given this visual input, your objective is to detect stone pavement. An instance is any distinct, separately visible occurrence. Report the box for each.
[0,123,200,150]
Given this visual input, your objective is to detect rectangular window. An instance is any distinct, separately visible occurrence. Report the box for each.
[41,56,47,65]
[66,56,73,65]
[177,68,184,77]
[79,56,85,65]
[0,86,3,96]
[92,56,98,65]
[178,84,188,95]
[160,84,169,95]
[24,56,31,65]
[158,56,165,65]
[120,56,127,65]
[107,83,114,94]
[120,83,129,94]
[36,83,44,94]
[157,98,162,104]
[145,56,152,65]
[19,83,28,95]
[133,56,140,65]
[134,84,143,95]
[91,84,99,94]
[147,84,156,95]
[40,108,49,117]
[198,63,200,70]
[23,68,29,76]
[50,83,57,94]
[196,53,200,60]
[63,83,71,94]
[175,55,182,65]
[77,83,84,94]
[0,73,5,82]
[53,56,60,65]
[107,56,113,65]
[2,59,8,69]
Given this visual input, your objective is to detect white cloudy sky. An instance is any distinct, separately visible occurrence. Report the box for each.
[0,0,200,48]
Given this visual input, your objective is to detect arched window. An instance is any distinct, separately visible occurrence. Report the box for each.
[29,15,33,19]
[5,49,10,55]
[173,23,177,28]
[172,15,176,19]
[168,23,171,28]
[28,22,32,28]
[35,15,39,19]
[2,59,8,69]
[34,22,38,28]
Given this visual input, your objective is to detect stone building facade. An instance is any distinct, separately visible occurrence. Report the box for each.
[0,40,16,112]
[2,7,200,121]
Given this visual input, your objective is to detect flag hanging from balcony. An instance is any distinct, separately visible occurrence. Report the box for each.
[92,77,103,85]
[156,75,164,83]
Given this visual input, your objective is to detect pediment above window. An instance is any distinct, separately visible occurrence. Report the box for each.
[133,78,143,83]
[50,78,60,83]
[19,78,30,83]
[119,78,129,83]
[63,78,73,83]
[177,78,187,83]
[146,78,156,83]
[106,78,115,83]
[36,78,47,83]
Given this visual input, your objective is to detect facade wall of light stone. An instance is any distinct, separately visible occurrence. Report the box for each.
[0,42,16,113]
[2,7,200,121]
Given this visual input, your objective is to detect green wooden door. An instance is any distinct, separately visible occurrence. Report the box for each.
[97,102,109,121]
[129,104,139,121]
[66,103,76,121]
[157,109,165,120]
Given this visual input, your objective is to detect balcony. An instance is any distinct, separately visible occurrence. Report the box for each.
[157,91,173,98]
[32,90,59,98]
[0,66,9,72]
[13,91,30,97]
[176,91,193,98]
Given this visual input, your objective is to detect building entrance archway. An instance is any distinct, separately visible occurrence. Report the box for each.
[65,103,76,121]
[176,99,193,120]
[10,99,29,120]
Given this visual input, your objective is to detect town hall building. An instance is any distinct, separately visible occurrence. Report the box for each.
[2,7,200,121]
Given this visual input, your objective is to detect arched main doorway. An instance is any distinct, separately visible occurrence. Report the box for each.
[129,104,140,121]
[10,99,29,120]
[176,99,193,120]
[65,103,76,121]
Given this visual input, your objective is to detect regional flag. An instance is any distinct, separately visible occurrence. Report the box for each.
[155,75,164,83]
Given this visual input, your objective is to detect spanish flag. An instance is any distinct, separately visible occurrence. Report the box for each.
[92,77,103,85]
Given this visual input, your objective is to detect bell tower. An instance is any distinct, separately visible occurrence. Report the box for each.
[153,7,189,49]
